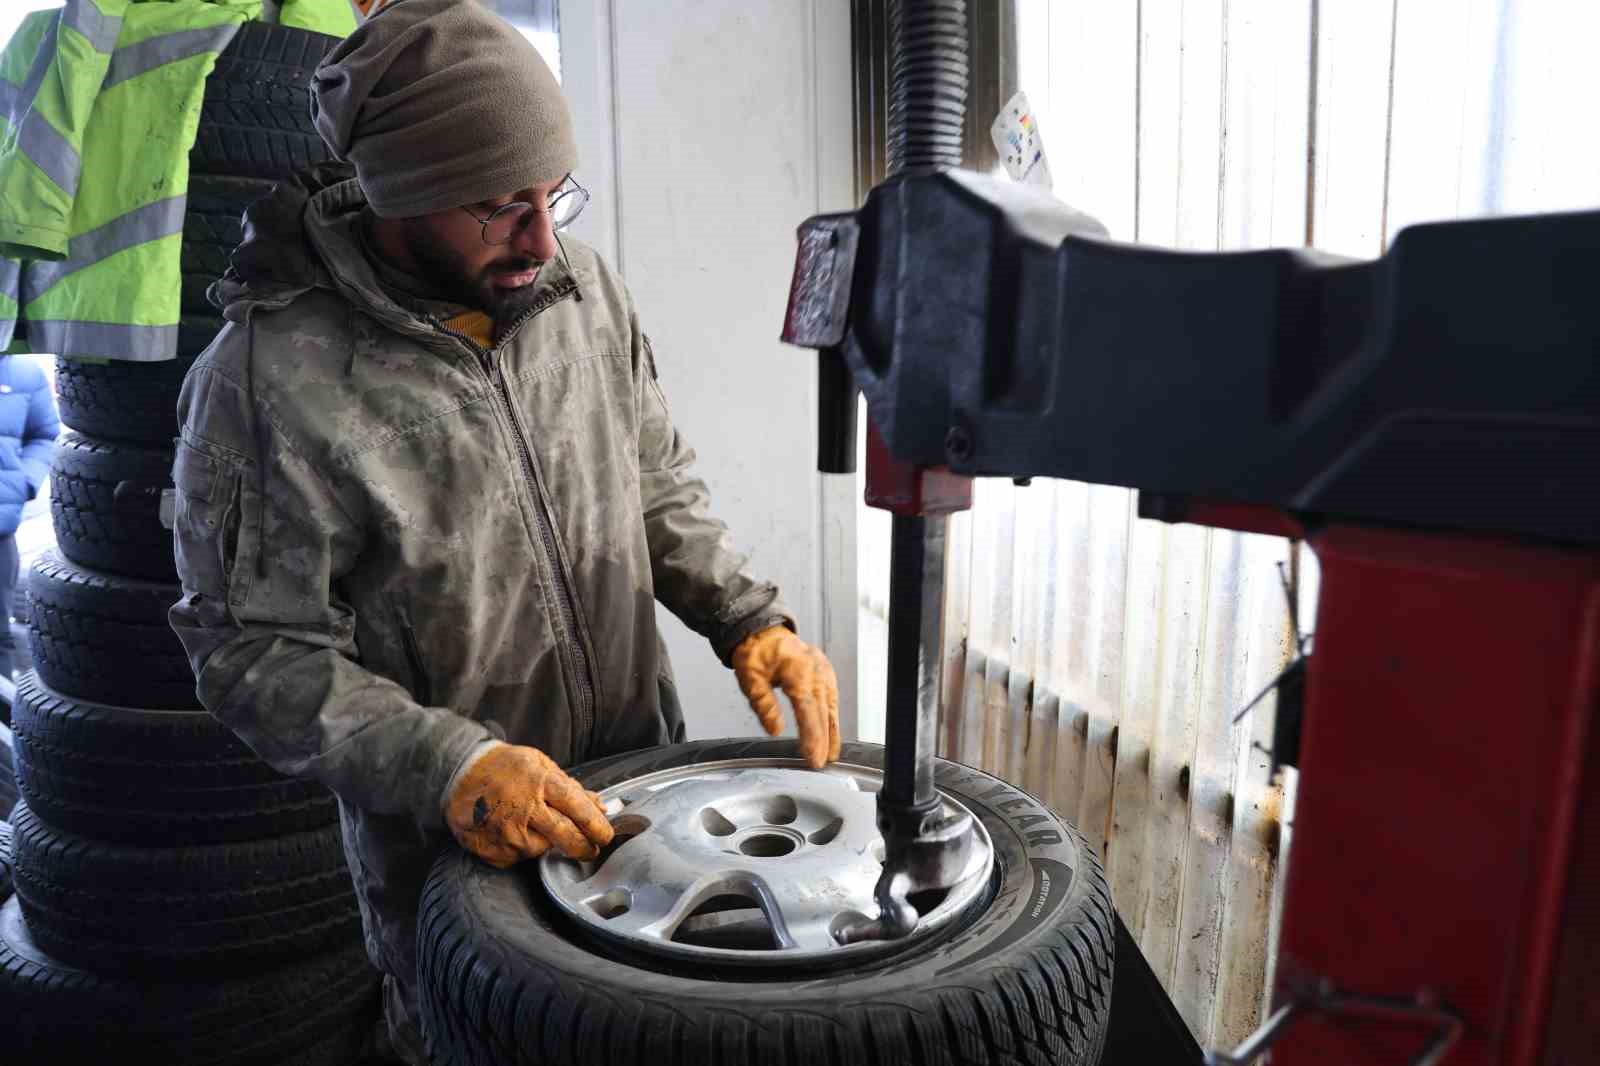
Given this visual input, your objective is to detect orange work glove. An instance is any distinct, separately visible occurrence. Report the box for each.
[732,627,841,769]
[444,742,614,868]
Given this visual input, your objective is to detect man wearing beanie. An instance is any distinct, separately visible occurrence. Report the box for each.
[169,1,840,1060]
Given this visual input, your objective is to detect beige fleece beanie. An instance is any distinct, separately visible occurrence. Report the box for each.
[309,0,578,219]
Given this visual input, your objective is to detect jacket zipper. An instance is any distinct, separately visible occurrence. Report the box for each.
[429,282,597,754]
[393,601,434,706]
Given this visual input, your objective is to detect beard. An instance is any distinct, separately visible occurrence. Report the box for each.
[401,220,545,332]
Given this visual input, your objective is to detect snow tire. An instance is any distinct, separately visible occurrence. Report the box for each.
[418,739,1116,1066]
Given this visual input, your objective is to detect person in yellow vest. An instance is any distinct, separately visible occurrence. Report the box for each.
[169,1,840,1061]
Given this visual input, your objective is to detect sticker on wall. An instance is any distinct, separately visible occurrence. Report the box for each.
[990,92,1053,191]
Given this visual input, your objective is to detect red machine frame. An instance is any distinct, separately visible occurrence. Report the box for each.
[1188,503,1598,1066]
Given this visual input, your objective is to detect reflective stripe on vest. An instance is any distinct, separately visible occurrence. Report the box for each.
[26,320,180,361]
[103,23,241,91]
[0,259,19,349]
[63,0,124,55]
[22,196,187,303]
[6,16,81,198]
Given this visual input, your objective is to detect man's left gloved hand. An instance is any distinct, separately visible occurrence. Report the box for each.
[732,627,841,769]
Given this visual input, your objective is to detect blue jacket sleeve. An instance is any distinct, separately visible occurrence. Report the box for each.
[19,365,59,496]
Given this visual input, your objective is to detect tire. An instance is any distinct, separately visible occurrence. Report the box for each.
[181,310,229,359]
[26,550,197,709]
[49,432,176,580]
[11,672,335,845]
[418,739,1115,1066]
[189,21,341,180]
[56,355,197,444]
[183,177,275,315]
[0,896,378,1065]
[0,822,12,902]
[0,723,14,821]
[10,800,362,974]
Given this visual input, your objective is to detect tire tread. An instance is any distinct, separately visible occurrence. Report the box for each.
[56,356,196,443]
[189,22,341,180]
[26,551,196,709]
[0,896,379,1063]
[48,432,176,580]
[0,822,12,900]
[10,801,360,973]
[11,671,333,844]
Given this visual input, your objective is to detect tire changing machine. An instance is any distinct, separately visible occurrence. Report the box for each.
[785,5,1599,1064]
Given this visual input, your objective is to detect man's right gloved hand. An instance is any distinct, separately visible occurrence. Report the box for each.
[444,742,614,868]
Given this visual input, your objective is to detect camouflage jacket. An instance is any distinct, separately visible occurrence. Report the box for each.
[170,165,794,834]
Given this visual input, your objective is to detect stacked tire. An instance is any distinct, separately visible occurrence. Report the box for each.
[0,21,380,1064]
[0,721,15,820]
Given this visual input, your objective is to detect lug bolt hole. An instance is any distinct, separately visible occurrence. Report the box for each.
[587,889,631,920]
[808,817,844,845]
[763,795,799,825]
[738,833,797,858]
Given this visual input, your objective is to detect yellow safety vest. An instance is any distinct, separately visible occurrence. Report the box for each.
[0,0,354,360]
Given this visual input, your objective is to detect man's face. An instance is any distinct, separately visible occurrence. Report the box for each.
[399,174,567,325]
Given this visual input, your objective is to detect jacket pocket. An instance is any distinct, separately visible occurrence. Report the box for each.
[172,440,247,604]
[391,600,434,707]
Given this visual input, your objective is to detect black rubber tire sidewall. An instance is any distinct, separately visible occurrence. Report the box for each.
[10,799,361,974]
[11,671,335,845]
[419,739,1115,1066]
[0,895,378,1065]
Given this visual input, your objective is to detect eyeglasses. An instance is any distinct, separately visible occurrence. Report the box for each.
[460,175,590,245]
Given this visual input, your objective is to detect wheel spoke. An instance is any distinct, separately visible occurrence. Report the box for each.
[576,822,699,900]
[589,882,682,939]
[755,843,881,952]
[605,870,757,942]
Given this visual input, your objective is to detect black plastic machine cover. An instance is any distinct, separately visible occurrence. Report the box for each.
[791,171,1600,546]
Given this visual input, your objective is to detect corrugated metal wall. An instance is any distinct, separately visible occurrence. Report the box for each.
[854,0,1600,1051]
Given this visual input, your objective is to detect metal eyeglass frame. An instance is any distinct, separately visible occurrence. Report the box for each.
[460,175,589,245]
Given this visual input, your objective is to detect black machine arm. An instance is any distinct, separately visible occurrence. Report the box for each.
[784,169,1600,547]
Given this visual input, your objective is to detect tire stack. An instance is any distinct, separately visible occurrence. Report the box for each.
[0,22,381,1064]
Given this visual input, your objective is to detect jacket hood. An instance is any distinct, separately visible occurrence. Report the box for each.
[208,162,351,320]
[208,162,431,334]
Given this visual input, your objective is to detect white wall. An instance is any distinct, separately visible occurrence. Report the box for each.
[559,0,858,742]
